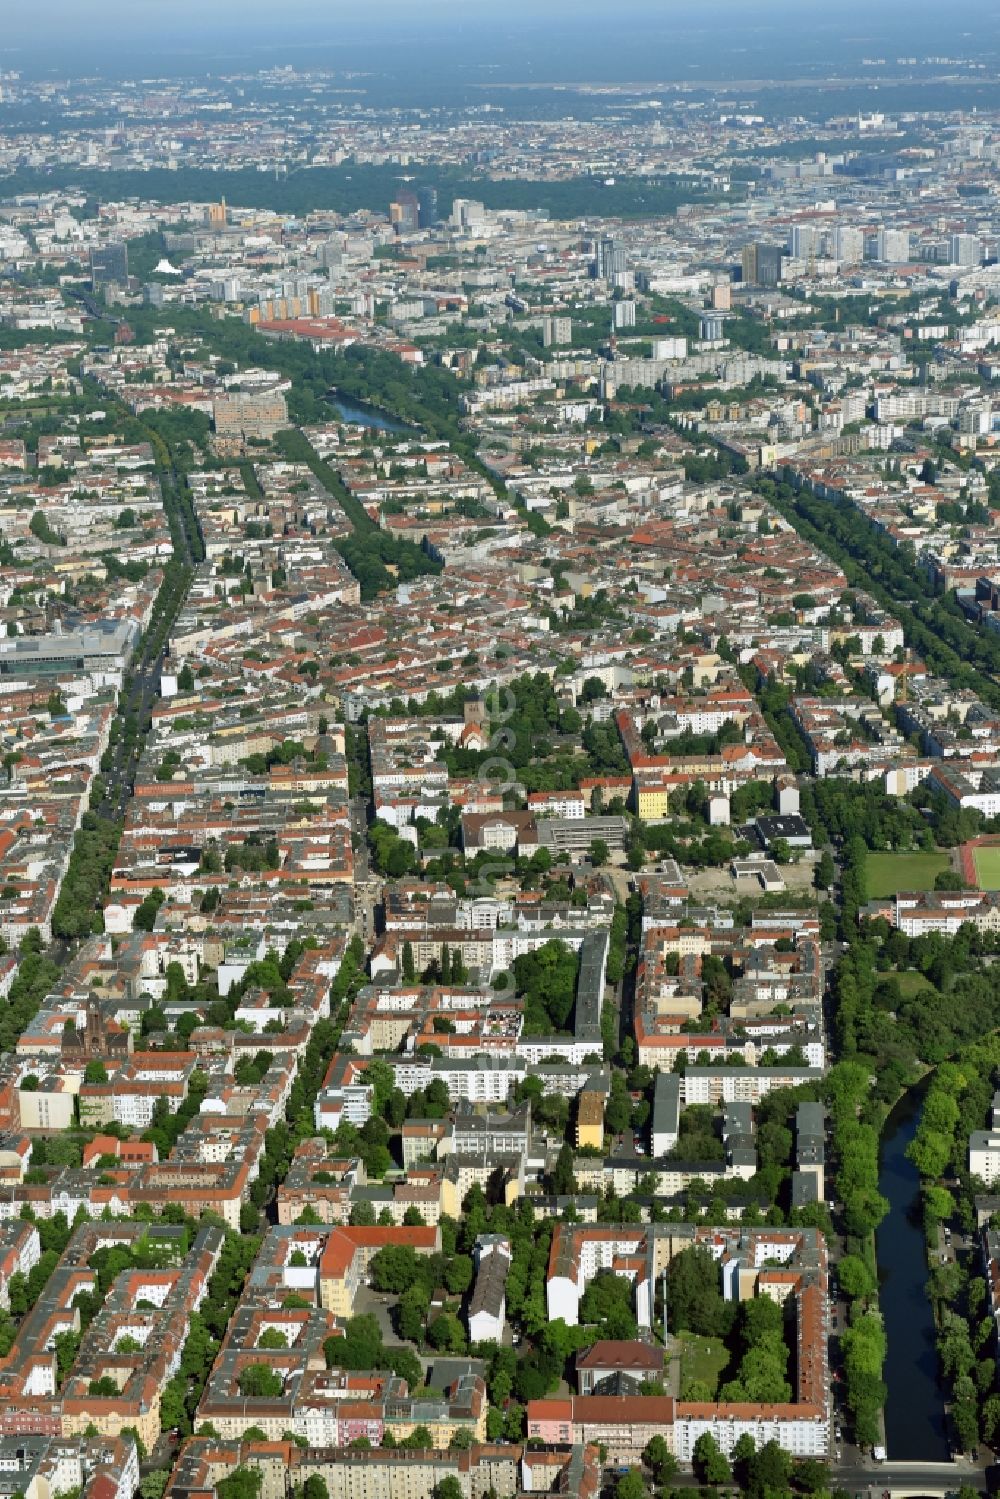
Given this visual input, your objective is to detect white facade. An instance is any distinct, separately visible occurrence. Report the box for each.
[314,1083,373,1132]
[545,1228,651,1327]
[468,1236,511,1344]
[673,1412,828,1462]
[834,226,865,263]
[950,234,982,268]
[528,793,585,819]
[970,1131,1000,1185]
[876,228,911,263]
[390,1057,522,1104]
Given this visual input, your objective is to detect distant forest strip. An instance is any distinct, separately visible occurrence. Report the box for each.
[0,164,724,221]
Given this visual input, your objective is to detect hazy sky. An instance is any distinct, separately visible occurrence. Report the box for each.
[8,0,995,24]
[2,0,998,81]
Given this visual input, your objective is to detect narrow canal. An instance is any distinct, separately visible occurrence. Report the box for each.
[328,393,411,432]
[876,1085,950,1461]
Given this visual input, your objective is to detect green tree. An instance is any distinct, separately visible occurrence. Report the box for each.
[579,1271,638,1338]
[512,940,579,1033]
[837,1253,876,1301]
[692,1432,731,1485]
[6,1271,27,1318]
[139,1473,169,1499]
[443,1255,473,1295]
[217,1470,262,1499]
[552,1142,577,1195]
[666,1246,729,1337]
[369,1245,424,1294]
[238,1364,283,1398]
[397,1285,430,1343]
[159,1376,187,1434]
[614,1469,646,1499]
[604,1072,631,1136]
[504,1400,525,1440]
[952,1382,980,1451]
[730,1433,756,1487]
[427,1312,465,1353]
[793,1458,830,1494]
[843,1185,890,1237]
[642,1434,675,1480]
[907,1127,951,1180]
[748,1440,790,1498]
[981,1393,1000,1445]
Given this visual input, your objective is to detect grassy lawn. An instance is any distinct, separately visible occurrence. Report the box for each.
[973,846,1000,891]
[893,970,937,999]
[864,851,949,899]
[676,1330,730,1398]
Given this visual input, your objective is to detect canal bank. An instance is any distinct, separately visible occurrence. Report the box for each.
[876,1082,950,1462]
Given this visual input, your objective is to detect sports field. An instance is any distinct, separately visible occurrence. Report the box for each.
[972,845,1000,891]
[864,851,950,899]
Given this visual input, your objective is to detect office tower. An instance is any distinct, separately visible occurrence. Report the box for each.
[543,316,573,347]
[417,186,438,228]
[389,190,419,233]
[834,226,865,264]
[876,228,911,263]
[90,242,129,288]
[700,312,724,342]
[758,244,783,285]
[210,277,241,303]
[450,198,485,230]
[595,236,627,281]
[309,287,335,316]
[613,300,636,329]
[711,280,732,311]
[742,242,783,286]
[788,224,819,260]
[950,233,981,268]
[596,237,609,278]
